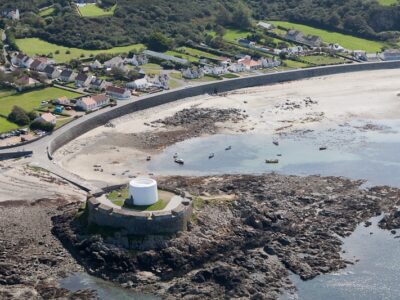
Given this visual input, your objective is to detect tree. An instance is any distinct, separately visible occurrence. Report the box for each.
[232,4,252,29]
[7,106,30,126]
[30,120,55,132]
[146,32,173,52]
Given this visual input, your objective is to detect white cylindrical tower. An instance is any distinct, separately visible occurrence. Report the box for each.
[128,178,158,206]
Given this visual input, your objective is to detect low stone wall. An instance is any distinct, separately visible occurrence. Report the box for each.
[48,61,400,156]
[87,196,192,236]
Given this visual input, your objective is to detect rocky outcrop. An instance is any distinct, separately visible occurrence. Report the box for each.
[52,174,400,299]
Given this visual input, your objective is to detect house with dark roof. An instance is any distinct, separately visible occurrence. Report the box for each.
[106,86,131,99]
[11,53,33,68]
[90,78,109,91]
[43,65,60,79]
[59,69,77,82]
[75,73,93,87]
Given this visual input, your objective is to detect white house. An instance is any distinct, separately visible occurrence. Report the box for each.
[126,78,150,90]
[12,53,33,68]
[203,65,227,76]
[261,57,281,68]
[182,67,204,79]
[35,113,56,125]
[228,63,246,73]
[237,56,263,71]
[76,94,109,111]
[353,50,368,61]
[106,86,131,99]
[90,60,103,70]
[76,97,97,111]
[380,49,400,61]
[90,78,109,91]
[104,56,125,69]
[257,21,275,31]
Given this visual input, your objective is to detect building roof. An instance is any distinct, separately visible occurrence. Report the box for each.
[106,85,127,95]
[143,50,189,65]
[39,113,56,123]
[43,65,55,74]
[80,97,97,107]
[15,76,37,86]
[92,94,109,103]
[60,69,73,78]
[30,60,42,69]
[75,73,88,81]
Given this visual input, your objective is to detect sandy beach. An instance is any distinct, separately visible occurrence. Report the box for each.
[53,69,400,185]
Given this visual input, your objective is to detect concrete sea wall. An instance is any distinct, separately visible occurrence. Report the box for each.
[48,61,400,155]
[87,196,193,236]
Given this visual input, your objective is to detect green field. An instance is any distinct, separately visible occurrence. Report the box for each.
[284,59,310,69]
[223,28,251,42]
[177,47,221,60]
[39,7,55,17]
[164,50,199,62]
[301,55,347,65]
[270,21,385,52]
[16,38,145,63]
[0,117,19,132]
[0,87,81,117]
[78,4,116,17]
[378,0,398,5]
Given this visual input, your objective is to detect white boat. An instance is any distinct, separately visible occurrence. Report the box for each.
[174,158,184,165]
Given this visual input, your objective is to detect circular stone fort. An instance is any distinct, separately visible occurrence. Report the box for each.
[86,177,192,240]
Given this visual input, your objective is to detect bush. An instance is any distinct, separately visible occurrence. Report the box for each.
[28,111,38,121]
[30,120,55,132]
[7,106,30,126]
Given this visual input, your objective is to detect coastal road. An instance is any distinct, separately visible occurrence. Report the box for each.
[2,61,400,193]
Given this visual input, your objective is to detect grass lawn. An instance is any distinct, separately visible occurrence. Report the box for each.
[223,28,251,42]
[270,21,384,52]
[222,73,240,79]
[302,55,347,65]
[107,187,169,211]
[78,3,116,17]
[177,47,221,60]
[164,50,199,63]
[141,63,163,75]
[283,59,310,69]
[190,75,220,82]
[55,117,74,129]
[16,38,145,63]
[169,71,182,80]
[0,117,19,133]
[378,0,398,5]
[39,7,55,17]
[0,87,81,117]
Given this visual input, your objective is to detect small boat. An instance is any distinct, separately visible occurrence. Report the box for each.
[146,156,151,161]
[225,146,232,151]
[209,153,215,159]
[174,158,184,165]
[319,146,327,151]
[273,141,279,146]
[277,154,282,157]
[265,159,279,164]
[173,153,178,159]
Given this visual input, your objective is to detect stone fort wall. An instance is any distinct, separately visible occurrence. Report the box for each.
[87,196,193,235]
[48,61,400,156]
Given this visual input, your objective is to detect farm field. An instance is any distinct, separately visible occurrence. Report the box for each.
[301,55,347,65]
[164,50,199,63]
[78,4,116,17]
[177,47,221,60]
[270,21,385,52]
[0,87,81,117]
[16,38,145,63]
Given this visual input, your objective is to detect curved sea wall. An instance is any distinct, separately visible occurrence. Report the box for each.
[48,61,400,156]
[86,196,193,236]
